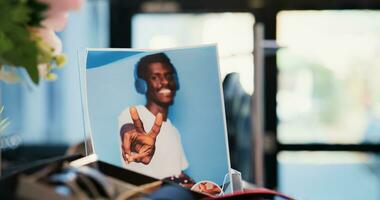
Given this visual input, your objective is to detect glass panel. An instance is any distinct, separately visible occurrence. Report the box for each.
[278,151,380,200]
[277,11,380,144]
[132,13,255,94]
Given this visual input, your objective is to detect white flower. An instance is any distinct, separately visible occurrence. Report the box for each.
[41,12,69,32]
[31,28,63,54]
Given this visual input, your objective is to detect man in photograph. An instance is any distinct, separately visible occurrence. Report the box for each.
[118,53,192,184]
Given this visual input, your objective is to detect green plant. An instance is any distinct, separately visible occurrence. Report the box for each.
[0,0,70,84]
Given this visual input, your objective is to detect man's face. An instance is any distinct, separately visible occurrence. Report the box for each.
[144,62,177,106]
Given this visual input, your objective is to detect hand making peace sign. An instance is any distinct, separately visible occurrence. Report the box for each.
[121,107,163,165]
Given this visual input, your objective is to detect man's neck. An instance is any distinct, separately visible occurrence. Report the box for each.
[145,102,169,121]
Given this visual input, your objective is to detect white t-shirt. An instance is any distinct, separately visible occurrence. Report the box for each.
[118,105,189,179]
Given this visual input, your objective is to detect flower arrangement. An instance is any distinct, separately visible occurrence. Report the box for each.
[0,0,83,84]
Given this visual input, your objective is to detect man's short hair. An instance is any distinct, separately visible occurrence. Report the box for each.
[136,53,175,80]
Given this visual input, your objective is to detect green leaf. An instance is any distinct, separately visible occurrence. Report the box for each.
[28,0,49,26]
[25,62,39,84]
[0,31,14,54]
[11,1,31,24]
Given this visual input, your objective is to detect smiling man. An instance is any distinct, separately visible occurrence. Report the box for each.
[118,53,192,182]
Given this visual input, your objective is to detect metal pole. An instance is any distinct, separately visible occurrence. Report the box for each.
[252,23,265,187]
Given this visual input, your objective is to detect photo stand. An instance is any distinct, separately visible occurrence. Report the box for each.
[79,46,235,194]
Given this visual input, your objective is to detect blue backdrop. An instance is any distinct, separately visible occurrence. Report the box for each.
[85,45,231,185]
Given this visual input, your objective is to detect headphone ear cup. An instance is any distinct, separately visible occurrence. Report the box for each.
[175,75,180,91]
[135,78,147,94]
[172,68,180,91]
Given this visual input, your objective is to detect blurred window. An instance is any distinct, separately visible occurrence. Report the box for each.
[277,10,380,199]
[277,10,380,144]
[278,151,380,199]
[132,13,255,94]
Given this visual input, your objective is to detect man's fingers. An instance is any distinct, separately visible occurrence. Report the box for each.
[139,144,152,154]
[125,154,132,163]
[149,112,163,138]
[128,152,150,163]
[138,144,154,164]
[121,144,128,161]
[129,107,145,133]
[123,132,132,155]
[140,156,152,165]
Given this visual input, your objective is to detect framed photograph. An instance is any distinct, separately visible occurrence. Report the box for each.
[82,45,232,194]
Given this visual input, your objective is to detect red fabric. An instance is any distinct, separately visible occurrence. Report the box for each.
[203,188,295,200]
